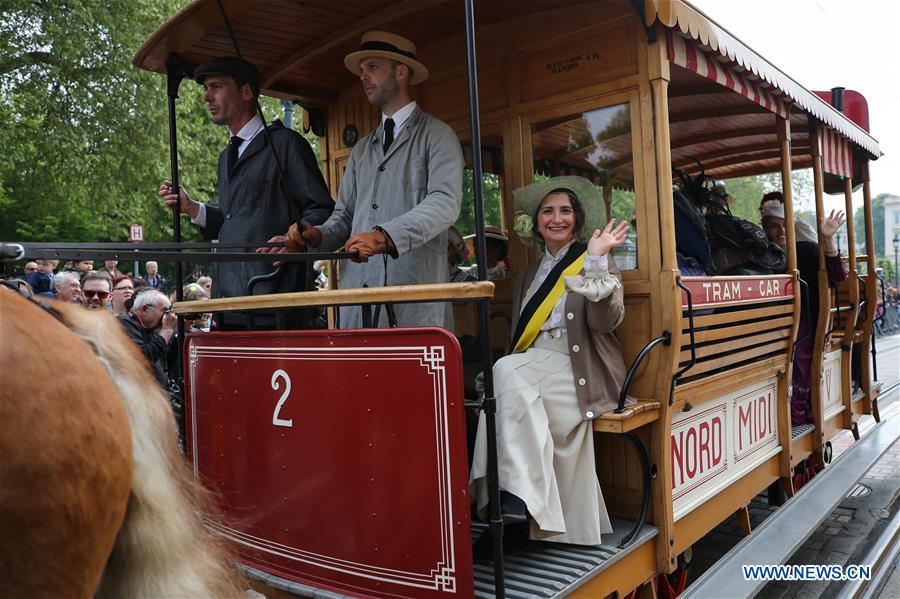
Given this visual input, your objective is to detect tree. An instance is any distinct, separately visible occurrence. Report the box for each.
[722,169,814,223]
[1,0,194,243]
[1,1,329,284]
[853,193,891,259]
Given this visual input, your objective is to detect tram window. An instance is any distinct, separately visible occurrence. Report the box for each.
[456,139,505,235]
[531,103,637,269]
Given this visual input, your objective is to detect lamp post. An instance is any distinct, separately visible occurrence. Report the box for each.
[893,233,899,287]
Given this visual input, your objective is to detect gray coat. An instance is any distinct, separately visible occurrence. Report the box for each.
[317,106,463,328]
[199,120,333,327]
[510,254,627,419]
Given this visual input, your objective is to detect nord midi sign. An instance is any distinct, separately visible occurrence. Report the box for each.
[671,378,780,520]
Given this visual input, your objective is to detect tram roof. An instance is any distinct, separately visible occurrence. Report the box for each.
[134,0,880,166]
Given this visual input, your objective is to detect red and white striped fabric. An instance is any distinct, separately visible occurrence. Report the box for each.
[667,30,790,119]
[818,125,853,178]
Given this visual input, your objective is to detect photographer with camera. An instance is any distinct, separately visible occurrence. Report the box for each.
[119,289,183,435]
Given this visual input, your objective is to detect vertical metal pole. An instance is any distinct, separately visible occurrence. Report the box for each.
[165,54,187,403]
[166,53,185,307]
[463,1,505,595]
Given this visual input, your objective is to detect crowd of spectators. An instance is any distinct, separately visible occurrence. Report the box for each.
[4,258,215,442]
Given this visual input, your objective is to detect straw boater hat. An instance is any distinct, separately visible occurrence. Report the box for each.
[511,176,605,245]
[464,227,509,258]
[344,31,429,85]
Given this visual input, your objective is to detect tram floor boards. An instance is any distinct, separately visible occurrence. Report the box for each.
[470,518,658,598]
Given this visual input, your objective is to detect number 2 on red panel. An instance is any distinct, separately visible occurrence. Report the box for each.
[271,369,294,428]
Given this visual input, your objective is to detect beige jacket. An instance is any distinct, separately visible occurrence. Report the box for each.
[509,255,627,420]
[316,106,463,328]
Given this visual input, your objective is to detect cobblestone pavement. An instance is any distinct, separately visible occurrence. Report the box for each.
[687,334,900,598]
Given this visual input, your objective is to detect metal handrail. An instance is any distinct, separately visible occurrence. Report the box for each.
[615,332,671,413]
[617,431,652,548]
[855,274,868,328]
[673,276,698,382]
[792,278,812,365]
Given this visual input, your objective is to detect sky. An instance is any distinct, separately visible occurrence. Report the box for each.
[690,0,899,214]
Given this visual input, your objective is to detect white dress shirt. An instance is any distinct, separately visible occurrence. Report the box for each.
[380,101,417,146]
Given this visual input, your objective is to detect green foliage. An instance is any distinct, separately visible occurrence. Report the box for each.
[1,0,191,243]
[853,193,891,258]
[455,171,503,235]
[877,257,896,285]
[0,1,329,283]
[721,169,814,223]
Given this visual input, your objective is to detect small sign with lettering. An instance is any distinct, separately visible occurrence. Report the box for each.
[681,275,794,308]
[672,377,780,520]
[129,224,144,242]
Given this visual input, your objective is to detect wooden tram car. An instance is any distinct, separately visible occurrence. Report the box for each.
[134,1,887,596]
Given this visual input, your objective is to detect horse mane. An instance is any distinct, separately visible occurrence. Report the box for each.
[0,292,244,598]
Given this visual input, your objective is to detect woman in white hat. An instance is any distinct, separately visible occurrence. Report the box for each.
[470,176,628,547]
[760,198,846,426]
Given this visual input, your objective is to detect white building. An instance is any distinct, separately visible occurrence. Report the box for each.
[885,195,900,267]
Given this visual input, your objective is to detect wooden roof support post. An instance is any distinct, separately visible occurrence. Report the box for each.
[646,23,679,576]
[777,114,800,497]
[808,119,829,469]
[860,160,879,420]
[840,175,860,432]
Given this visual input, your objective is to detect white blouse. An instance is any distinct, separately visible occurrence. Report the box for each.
[520,241,621,341]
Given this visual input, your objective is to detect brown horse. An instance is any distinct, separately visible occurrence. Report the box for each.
[0,291,244,598]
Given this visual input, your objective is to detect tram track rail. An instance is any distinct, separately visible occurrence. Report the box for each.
[845,510,900,598]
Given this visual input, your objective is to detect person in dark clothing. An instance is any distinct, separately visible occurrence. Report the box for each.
[761,200,846,426]
[119,288,177,389]
[159,56,334,330]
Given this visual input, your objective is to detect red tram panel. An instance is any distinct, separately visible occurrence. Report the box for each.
[184,327,473,598]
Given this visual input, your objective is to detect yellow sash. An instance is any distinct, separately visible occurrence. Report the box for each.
[513,251,587,353]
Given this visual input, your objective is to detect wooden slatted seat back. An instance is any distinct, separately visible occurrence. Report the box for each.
[674,275,795,387]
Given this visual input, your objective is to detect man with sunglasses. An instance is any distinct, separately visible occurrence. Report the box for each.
[81,272,113,310]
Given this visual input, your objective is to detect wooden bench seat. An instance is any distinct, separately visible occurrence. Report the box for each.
[593,400,661,434]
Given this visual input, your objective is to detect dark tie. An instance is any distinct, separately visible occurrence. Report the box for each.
[227,135,243,172]
[383,118,395,153]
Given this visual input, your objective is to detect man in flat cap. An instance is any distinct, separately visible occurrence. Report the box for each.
[288,32,463,329]
[159,56,333,329]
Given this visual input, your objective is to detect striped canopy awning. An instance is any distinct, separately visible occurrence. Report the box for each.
[646,0,880,159]
[819,125,853,178]
[667,30,790,120]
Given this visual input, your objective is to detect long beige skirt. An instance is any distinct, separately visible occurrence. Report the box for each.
[470,336,612,545]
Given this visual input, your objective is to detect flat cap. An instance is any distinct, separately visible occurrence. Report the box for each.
[193,57,260,93]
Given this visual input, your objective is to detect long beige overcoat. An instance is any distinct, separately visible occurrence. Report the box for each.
[316,106,463,328]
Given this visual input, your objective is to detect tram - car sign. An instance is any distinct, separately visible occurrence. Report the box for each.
[184,328,473,598]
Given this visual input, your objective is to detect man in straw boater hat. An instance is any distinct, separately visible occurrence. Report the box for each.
[159,56,334,330]
[287,32,463,329]
[469,176,630,552]
[464,226,510,281]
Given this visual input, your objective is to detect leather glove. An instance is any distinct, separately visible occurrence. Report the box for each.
[345,230,392,263]
[285,222,322,251]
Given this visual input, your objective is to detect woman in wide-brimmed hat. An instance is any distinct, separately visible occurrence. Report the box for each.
[470,175,629,547]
